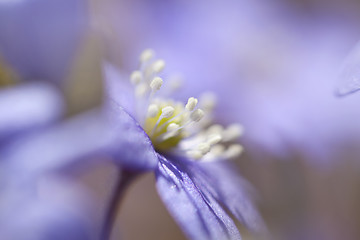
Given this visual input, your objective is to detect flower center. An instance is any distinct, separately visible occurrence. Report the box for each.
[129,49,244,161]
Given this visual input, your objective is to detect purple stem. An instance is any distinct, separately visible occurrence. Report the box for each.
[100,169,138,240]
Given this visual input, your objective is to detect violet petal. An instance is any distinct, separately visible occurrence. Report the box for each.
[156,155,241,240]
[2,105,157,175]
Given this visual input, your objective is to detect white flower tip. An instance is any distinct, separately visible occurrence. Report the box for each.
[130,71,142,84]
[223,124,244,141]
[225,144,243,159]
[197,143,210,155]
[200,92,217,110]
[153,59,165,73]
[170,78,183,90]
[135,83,148,98]
[211,144,225,156]
[161,106,175,118]
[187,150,203,160]
[167,123,180,132]
[147,104,159,118]
[140,49,155,63]
[207,124,223,134]
[150,77,163,91]
[190,109,204,122]
[207,134,222,145]
[185,97,198,111]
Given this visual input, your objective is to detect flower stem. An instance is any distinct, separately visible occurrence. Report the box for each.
[100,169,138,240]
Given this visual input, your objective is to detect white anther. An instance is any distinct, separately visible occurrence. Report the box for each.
[169,78,182,91]
[224,144,243,159]
[130,71,142,84]
[140,49,155,63]
[167,123,180,132]
[211,144,225,156]
[135,83,148,97]
[147,104,159,118]
[200,92,217,111]
[207,134,222,145]
[152,59,165,73]
[185,97,198,111]
[207,124,224,134]
[190,109,204,122]
[223,124,244,141]
[197,143,210,155]
[150,77,163,91]
[187,150,203,160]
[161,106,175,118]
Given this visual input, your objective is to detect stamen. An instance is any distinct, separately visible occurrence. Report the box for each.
[207,124,223,134]
[135,83,148,98]
[211,144,225,156]
[197,143,210,155]
[152,59,165,73]
[224,144,244,159]
[147,104,159,118]
[156,123,181,142]
[169,77,182,91]
[190,109,204,122]
[140,49,155,63]
[130,71,142,84]
[222,124,244,142]
[167,123,180,132]
[161,106,175,118]
[206,134,222,145]
[150,77,163,95]
[186,150,203,160]
[200,92,217,112]
[185,97,198,111]
[128,49,244,162]
[156,97,198,132]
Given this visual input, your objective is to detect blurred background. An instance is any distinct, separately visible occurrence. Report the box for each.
[1,0,360,239]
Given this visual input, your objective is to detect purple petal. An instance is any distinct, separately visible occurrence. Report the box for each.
[106,100,158,170]
[0,83,63,142]
[2,104,157,174]
[187,161,267,234]
[103,63,136,116]
[155,155,241,240]
[0,0,88,83]
[0,177,92,240]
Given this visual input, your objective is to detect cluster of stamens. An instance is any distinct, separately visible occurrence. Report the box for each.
[129,49,244,161]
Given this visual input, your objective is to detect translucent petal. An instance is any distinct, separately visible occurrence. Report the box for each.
[156,155,241,240]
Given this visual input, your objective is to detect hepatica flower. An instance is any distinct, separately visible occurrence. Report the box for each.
[105,49,265,239]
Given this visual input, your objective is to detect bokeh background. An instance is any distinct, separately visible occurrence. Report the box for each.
[1,0,360,239]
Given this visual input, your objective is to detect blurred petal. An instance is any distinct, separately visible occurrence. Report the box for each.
[336,40,360,96]
[187,161,266,234]
[156,155,241,240]
[106,101,158,170]
[0,177,92,240]
[2,103,157,174]
[0,82,63,142]
[103,62,136,116]
[0,0,88,83]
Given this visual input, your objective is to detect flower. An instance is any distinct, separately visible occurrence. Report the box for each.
[0,49,265,239]
[0,82,63,144]
[103,49,266,239]
[0,0,88,84]
[0,173,94,240]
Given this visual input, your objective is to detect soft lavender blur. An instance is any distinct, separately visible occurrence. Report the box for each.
[2,0,360,239]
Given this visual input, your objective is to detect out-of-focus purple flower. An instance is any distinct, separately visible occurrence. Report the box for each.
[0,0,88,84]
[0,173,93,240]
[0,82,63,144]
